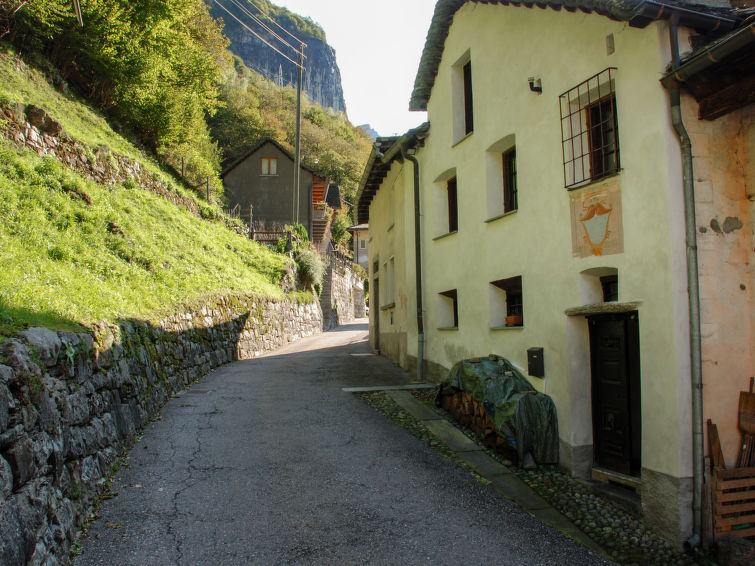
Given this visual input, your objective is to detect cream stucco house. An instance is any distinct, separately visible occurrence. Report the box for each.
[356,0,754,547]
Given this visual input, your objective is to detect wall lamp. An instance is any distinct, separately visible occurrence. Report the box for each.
[528,77,542,94]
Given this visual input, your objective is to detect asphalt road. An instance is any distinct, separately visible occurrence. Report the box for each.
[74,320,610,566]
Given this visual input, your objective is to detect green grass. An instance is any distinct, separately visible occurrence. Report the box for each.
[0,138,291,335]
[0,45,206,205]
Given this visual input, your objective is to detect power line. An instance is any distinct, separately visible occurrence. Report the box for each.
[244,0,307,47]
[227,0,305,58]
[213,0,304,69]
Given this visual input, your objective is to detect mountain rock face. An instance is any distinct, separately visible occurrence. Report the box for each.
[211,3,346,113]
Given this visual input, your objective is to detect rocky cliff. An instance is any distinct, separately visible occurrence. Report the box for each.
[211,2,346,113]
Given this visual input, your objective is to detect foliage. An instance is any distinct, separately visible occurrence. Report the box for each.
[4,0,231,188]
[353,263,367,282]
[0,138,291,334]
[273,224,326,292]
[330,210,352,248]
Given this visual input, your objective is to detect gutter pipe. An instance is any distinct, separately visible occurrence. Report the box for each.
[379,125,428,381]
[665,14,704,549]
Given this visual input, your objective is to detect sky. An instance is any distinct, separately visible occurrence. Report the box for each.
[275,0,437,137]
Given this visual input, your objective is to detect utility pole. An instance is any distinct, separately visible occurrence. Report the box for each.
[293,42,304,225]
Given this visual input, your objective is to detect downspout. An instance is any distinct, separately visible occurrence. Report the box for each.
[401,148,425,381]
[666,14,704,548]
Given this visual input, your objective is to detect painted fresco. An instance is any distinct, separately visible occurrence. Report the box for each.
[570,181,624,257]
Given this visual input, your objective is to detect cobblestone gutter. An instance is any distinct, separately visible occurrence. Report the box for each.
[0,294,321,565]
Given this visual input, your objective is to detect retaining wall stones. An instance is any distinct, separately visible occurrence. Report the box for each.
[320,251,367,330]
[0,294,321,565]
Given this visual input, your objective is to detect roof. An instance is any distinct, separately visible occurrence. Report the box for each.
[355,122,430,224]
[409,0,744,111]
[220,138,319,179]
[325,184,342,210]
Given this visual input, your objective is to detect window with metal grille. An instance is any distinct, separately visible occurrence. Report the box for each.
[447,177,458,233]
[560,68,619,189]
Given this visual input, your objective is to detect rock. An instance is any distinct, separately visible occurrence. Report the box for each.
[0,499,27,565]
[0,381,11,432]
[2,339,42,377]
[6,437,36,489]
[19,328,62,367]
[0,453,13,497]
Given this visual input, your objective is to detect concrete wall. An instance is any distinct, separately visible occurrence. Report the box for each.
[223,141,313,233]
[0,294,321,565]
[366,162,416,368]
[687,97,755,466]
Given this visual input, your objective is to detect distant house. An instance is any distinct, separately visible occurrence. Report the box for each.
[221,139,331,245]
[357,0,754,547]
[347,223,369,269]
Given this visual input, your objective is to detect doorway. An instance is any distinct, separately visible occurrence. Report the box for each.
[589,312,641,476]
[372,271,380,353]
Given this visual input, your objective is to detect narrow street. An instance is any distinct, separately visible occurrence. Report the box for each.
[74,321,610,565]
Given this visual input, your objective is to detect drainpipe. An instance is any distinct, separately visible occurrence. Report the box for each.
[401,147,425,382]
[666,15,704,548]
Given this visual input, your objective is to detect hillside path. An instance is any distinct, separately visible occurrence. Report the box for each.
[74,320,609,565]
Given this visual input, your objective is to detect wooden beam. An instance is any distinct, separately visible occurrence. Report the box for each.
[699,74,755,120]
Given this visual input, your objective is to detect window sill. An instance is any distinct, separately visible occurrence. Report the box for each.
[387,223,395,232]
[485,210,517,223]
[432,230,458,241]
[490,325,524,330]
[452,131,473,148]
[565,170,621,191]
[437,326,459,331]
[260,174,279,177]
[380,303,396,311]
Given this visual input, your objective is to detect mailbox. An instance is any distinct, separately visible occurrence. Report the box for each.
[527,347,544,378]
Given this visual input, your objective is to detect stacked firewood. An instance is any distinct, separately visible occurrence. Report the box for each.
[439,390,512,455]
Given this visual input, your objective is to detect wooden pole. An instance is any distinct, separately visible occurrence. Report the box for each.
[181,157,185,180]
[206,177,210,202]
[293,43,304,225]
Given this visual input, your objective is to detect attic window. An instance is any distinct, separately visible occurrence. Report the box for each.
[560,68,620,189]
[261,157,278,176]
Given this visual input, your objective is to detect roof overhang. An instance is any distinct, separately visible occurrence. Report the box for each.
[660,21,755,119]
[410,0,743,111]
[355,122,430,224]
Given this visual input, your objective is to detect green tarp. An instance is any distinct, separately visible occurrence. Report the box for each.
[438,355,559,465]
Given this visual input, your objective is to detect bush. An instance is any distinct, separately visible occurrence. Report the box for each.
[295,247,325,290]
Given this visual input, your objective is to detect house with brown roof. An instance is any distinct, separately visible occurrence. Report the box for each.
[357,0,754,547]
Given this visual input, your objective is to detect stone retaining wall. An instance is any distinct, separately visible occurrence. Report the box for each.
[320,251,366,330]
[0,294,321,565]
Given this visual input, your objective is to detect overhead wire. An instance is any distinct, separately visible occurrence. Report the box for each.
[244,0,307,47]
[212,0,304,69]
[227,0,305,56]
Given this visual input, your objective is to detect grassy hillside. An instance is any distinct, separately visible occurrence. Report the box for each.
[0,46,293,337]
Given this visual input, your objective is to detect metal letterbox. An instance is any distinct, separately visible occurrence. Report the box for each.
[527,347,544,378]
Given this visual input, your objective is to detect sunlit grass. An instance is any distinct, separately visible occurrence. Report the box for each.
[0,139,292,334]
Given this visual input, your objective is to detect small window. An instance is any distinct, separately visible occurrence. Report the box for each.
[360,238,366,249]
[447,177,458,233]
[490,276,523,327]
[463,61,474,135]
[600,275,618,302]
[261,157,278,176]
[560,68,619,189]
[438,289,459,329]
[502,148,517,213]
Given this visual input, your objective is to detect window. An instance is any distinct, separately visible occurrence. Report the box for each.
[438,289,458,329]
[388,257,395,305]
[451,52,473,142]
[447,177,458,233]
[260,157,278,176]
[463,61,474,135]
[600,275,618,302]
[490,276,523,327]
[503,148,518,213]
[560,68,619,189]
[359,238,366,249]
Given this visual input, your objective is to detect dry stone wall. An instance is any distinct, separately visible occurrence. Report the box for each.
[0,294,321,565]
[320,251,366,330]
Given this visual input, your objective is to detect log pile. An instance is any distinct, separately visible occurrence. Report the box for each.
[439,390,515,461]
